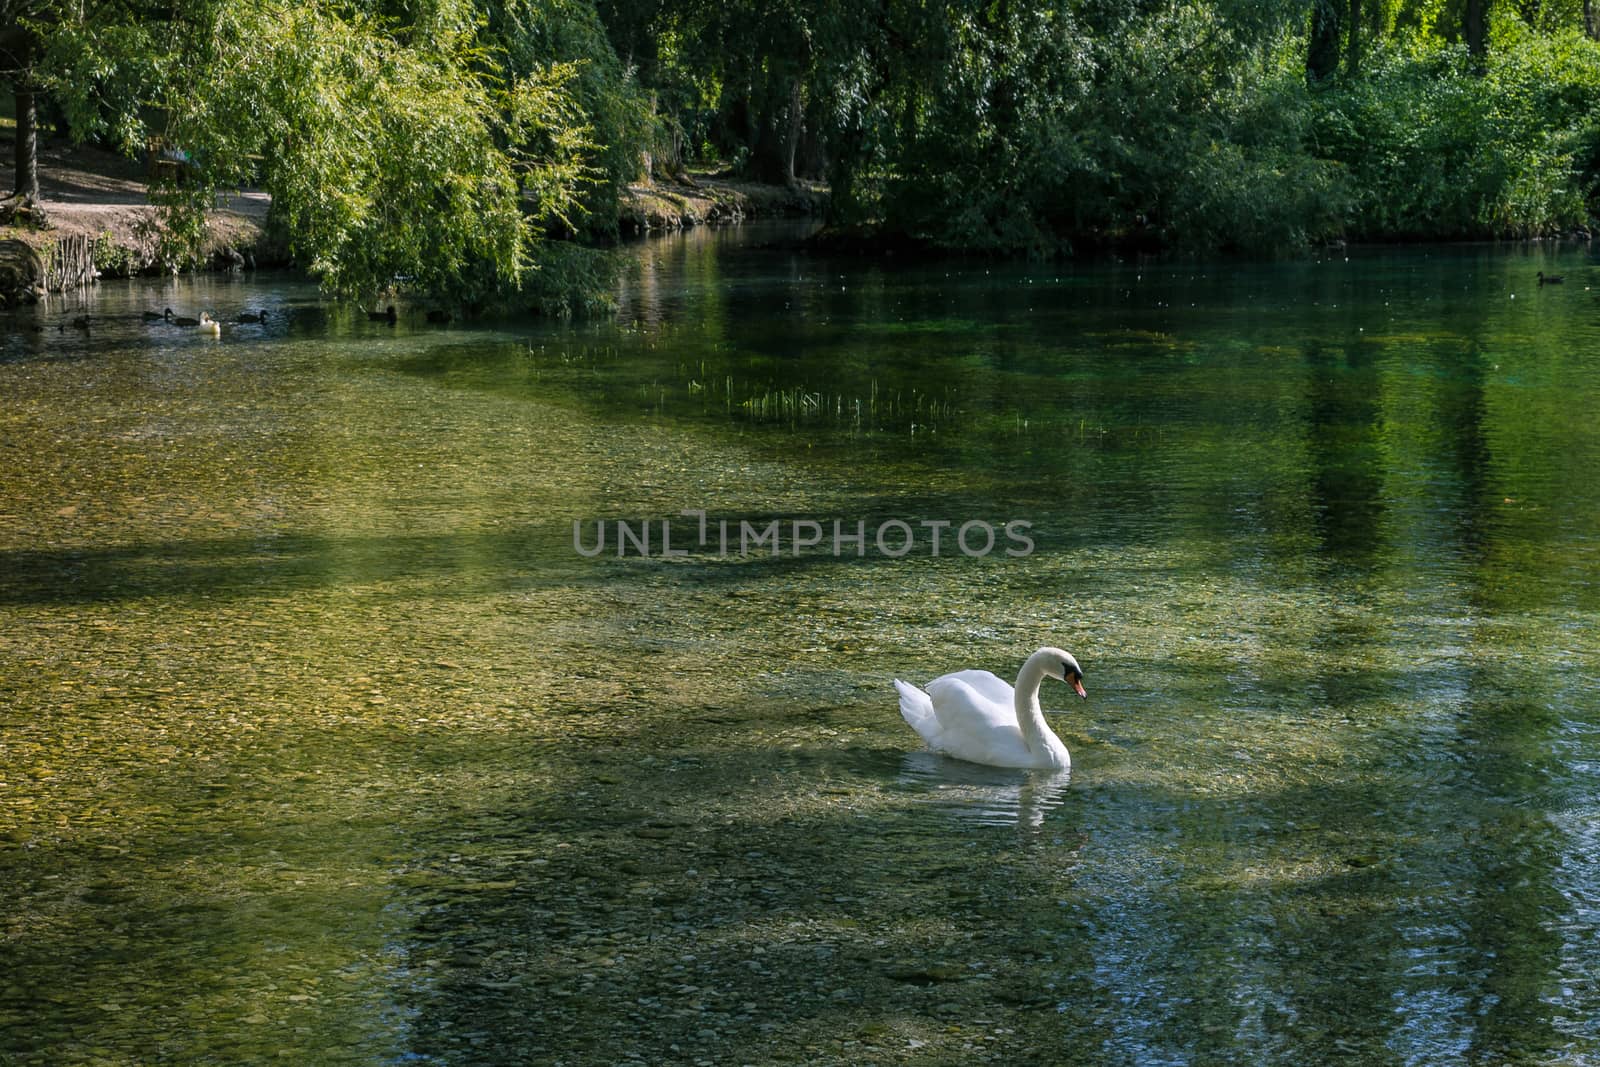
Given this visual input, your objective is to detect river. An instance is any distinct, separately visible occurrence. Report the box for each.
[3,227,1599,1064]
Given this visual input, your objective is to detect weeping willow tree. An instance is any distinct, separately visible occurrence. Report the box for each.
[154,0,641,311]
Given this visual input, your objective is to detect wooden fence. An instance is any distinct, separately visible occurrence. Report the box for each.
[42,234,99,293]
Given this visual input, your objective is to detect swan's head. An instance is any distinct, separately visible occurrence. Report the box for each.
[1038,646,1087,699]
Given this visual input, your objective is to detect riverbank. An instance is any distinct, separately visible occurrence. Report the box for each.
[620,173,828,234]
[0,139,274,280]
[0,138,827,305]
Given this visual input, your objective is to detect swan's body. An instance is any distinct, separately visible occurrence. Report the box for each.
[1538,271,1565,285]
[171,311,201,326]
[142,308,171,322]
[198,313,221,336]
[369,305,397,323]
[235,309,267,324]
[895,647,1085,770]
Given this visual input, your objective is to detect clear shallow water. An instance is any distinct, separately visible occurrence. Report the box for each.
[3,231,1600,1064]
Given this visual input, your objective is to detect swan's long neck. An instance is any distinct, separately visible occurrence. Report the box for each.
[1013,652,1065,757]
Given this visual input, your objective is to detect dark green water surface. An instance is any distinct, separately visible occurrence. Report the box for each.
[3,230,1599,1065]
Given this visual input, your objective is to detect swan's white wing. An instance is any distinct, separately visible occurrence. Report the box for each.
[927,669,1014,710]
[923,672,1032,766]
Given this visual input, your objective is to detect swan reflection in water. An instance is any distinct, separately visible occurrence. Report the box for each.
[896,751,1072,829]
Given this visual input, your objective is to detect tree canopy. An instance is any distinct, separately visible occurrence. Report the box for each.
[12,0,1600,306]
[158,0,598,306]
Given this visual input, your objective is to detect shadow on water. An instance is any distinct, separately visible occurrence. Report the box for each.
[1305,340,1386,560]
[0,527,566,606]
[390,736,1096,1065]
[0,499,1048,607]
[385,710,1585,1066]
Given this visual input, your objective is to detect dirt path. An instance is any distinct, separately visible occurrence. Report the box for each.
[0,139,269,260]
[621,174,827,233]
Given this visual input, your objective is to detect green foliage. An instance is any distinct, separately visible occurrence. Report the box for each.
[1314,28,1600,239]
[794,0,1600,254]
[35,8,169,155]
[92,231,138,277]
[818,0,1347,256]
[1154,31,1353,252]
[23,0,1600,286]
[156,0,586,304]
[874,3,1095,252]
[597,0,821,180]
[520,239,619,316]
[482,0,652,237]
[1058,5,1352,254]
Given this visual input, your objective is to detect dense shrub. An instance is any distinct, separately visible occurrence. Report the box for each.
[817,2,1600,255]
[1312,28,1600,240]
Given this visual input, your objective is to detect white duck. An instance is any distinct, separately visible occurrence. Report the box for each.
[894,647,1086,770]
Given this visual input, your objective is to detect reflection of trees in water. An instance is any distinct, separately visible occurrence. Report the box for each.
[1286,320,1577,1061]
[1304,339,1385,560]
[1431,333,1568,1060]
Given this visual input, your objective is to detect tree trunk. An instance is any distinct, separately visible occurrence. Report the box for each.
[715,90,753,165]
[1466,0,1488,65]
[1307,0,1341,84]
[14,81,39,200]
[642,91,656,184]
[783,76,802,189]
[1345,0,1362,75]
[800,91,828,180]
[746,82,790,184]
[1585,0,1599,40]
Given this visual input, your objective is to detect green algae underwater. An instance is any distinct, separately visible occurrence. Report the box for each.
[3,229,1600,1065]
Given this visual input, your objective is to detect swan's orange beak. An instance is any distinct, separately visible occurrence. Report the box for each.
[1069,675,1087,699]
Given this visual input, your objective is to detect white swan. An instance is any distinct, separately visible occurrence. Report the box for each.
[894,647,1086,770]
